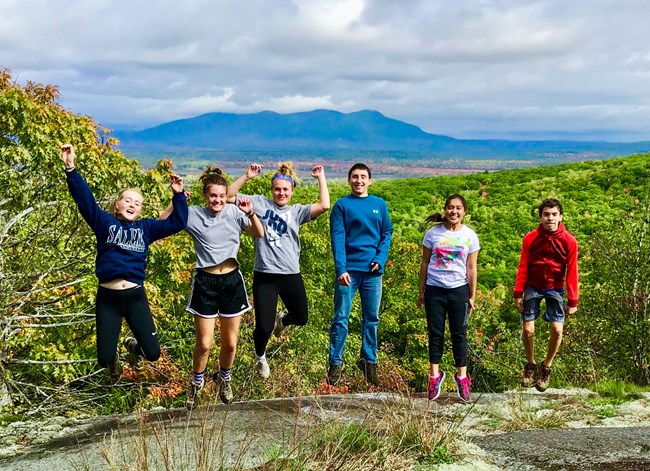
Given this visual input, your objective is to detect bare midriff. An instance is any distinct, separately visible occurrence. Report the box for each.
[100,279,140,290]
[199,258,238,275]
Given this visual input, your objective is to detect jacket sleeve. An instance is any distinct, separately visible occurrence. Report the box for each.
[65,169,111,233]
[146,191,189,241]
[565,235,579,307]
[330,201,347,277]
[372,201,394,271]
[514,233,532,298]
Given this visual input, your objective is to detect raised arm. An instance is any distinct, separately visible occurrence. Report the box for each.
[309,165,330,219]
[147,174,188,241]
[227,163,263,203]
[61,144,109,232]
[238,197,264,238]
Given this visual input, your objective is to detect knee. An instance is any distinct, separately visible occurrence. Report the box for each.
[194,339,212,357]
[221,337,237,355]
[550,326,563,339]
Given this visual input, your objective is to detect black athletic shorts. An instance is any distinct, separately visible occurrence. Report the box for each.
[186,269,251,318]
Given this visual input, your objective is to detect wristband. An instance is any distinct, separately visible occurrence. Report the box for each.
[246,210,256,218]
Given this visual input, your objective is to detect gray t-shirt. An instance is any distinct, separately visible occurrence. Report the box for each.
[237,194,312,274]
[185,205,250,269]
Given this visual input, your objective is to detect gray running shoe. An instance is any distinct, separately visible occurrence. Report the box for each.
[356,358,379,386]
[273,311,287,337]
[186,379,204,410]
[535,362,552,392]
[123,336,144,371]
[255,356,270,380]
[327,363,343,385]
[521,362,537,388]
[217,376,233,405]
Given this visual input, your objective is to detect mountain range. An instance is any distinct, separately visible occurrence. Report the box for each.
[114,109,650,160]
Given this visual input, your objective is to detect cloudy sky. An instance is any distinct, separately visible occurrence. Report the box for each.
[2,0,649,141]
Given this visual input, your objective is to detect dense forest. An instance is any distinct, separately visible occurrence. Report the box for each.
[1,69,649,416]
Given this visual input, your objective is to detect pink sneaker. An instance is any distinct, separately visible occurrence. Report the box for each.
[428,371,446,400]
[453,373,472,402]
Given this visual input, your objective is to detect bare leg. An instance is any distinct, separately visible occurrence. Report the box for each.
[193,316,216,373]
[543,322,564,367]
[522,320,536,364]
[218,316,242,370]
[429,363,440,376]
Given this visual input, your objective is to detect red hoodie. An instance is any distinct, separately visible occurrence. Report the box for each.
[513,223,579,307]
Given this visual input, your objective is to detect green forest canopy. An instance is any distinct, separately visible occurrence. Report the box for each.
[1,69,649,416]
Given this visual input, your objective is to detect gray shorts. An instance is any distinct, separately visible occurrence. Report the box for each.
[521,286,565,323]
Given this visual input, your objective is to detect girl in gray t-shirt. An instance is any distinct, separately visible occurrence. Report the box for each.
[228,162,330,380]
[162,166,263,408]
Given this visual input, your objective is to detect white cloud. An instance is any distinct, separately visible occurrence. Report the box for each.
[1,0,650,140]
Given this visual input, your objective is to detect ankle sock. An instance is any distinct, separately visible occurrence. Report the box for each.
[255,353,266,362]
[192,370,205,386]
[219,367,231,381]
[430,372,442,380]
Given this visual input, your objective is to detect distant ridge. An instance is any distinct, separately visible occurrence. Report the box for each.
[114,109,650,159]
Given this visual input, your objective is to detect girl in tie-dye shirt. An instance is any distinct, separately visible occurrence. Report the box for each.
[417,194,480,403]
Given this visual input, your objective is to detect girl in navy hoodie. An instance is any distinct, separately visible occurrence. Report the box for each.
[61,144,188,381]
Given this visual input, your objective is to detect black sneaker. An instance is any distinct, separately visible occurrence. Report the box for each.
[327,363,343,385]
[123,336,144,371]
[521,362,537,388]
[356,358,379,386]
[186,379,204,410]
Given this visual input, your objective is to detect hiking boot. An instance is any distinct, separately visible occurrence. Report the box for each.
[428,371,446,401]
[536,362,552,392]
[255,356,270,380]
[186,379,204,410]
[521,362,537,388]
[453,373,472,402]
[123,336,144,371]
[273,311,287,337]
[356,358,379,386]
[326,363,343,385]
[217,376,233,405]
[108,352,122,384]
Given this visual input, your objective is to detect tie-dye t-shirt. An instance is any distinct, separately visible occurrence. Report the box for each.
[422,224,480,289]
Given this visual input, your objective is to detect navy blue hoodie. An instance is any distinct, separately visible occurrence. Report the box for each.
[66,169,188,285]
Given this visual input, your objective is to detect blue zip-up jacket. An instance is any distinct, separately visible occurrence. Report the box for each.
[330,194,393,277]
[66,169,188,285]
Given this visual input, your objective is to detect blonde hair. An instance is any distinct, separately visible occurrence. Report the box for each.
[199,166,228,194]
[272,162,298,187]
[108,188,144,217]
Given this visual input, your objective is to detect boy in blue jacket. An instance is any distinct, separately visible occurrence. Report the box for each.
[328,163,393,386]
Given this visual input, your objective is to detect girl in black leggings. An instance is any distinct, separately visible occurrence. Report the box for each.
[61,144,188,380]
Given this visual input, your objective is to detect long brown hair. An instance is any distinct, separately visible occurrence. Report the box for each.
[425,194,467,224]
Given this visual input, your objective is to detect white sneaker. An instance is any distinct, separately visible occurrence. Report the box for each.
[273,311,287,337]
[255,356,270,380]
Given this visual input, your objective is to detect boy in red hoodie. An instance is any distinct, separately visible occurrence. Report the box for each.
[514,198,579,392]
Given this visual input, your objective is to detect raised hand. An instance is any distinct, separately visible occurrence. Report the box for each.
[60,144,75,170]
[170,174,184,193]
[245,164,263,179]
[238,197,253,213]
[311,165,324,178]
